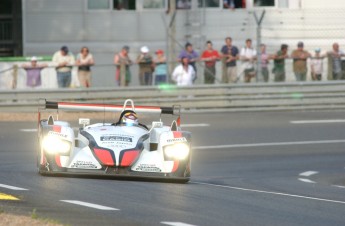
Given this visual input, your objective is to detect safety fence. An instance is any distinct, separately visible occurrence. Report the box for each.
[0,55,343,89]
[1,81,345,112]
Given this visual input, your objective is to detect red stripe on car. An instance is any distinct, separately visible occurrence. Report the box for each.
[173,131,182,138]
[59,102,160,110]
[120,150,140,167]
[55,155,62,167]
[172,160,179,172]
[53,125,61,133]
[94,148,114,166]
[40,152,47,165]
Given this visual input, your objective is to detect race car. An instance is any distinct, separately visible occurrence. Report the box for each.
[37,99,191,182]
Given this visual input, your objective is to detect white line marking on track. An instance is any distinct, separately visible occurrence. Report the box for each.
[20,129,37,132]
[298,178,316,183]
[161,222,197,226]
[290,119,345,124]
[193,139,345,150]
[60,200,119,210]
[180,123,209,128]
[299,171,318,177]
[192,182,345,205]
[0,183,28,191]
[332,185,345,189]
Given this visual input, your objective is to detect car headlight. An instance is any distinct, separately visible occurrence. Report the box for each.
[42,135,71,154]
[164,143,190,160]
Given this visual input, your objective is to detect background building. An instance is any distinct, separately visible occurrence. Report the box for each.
[1,0,345,87]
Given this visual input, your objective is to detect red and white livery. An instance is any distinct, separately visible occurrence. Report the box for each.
[37,99,191,182]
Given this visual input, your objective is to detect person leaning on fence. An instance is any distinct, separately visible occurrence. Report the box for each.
[114,45,132,86]
[327,42,345,80]
[290,41,311,81]
[76,46,94,88]
[21,56,48,88]
[136,46,153,86]
[259,44,272,82]
[240,39,257,83]
[201,40,220,84]
[220,37,239,83]
[178,42,199,83]
[52,46,75,88]
[172,57,195,86]
[310,48,325,81]
[153,49,168,85]
[272,44,289,82]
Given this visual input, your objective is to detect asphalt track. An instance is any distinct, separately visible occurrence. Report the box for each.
[1,111,345,226]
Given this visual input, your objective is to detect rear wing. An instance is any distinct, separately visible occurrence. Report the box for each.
[42,99,179,115]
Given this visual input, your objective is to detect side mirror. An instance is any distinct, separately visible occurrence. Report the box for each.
[79,118,90,128]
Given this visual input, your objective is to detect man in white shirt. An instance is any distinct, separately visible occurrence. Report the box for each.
[52,46,75,88]
[327,42,344,80]
[240,39,257,83]
[310,48,324,81]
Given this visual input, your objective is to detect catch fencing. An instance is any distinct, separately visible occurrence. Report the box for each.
[0,56,340,89]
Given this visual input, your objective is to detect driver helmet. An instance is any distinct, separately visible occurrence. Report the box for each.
[122,112,138,126]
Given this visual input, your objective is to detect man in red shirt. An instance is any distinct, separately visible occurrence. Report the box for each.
[201,41,220,84]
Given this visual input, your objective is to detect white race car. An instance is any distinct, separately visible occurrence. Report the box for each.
[37,99,191,182]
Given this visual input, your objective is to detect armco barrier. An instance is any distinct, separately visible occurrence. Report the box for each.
[1,82,345,112]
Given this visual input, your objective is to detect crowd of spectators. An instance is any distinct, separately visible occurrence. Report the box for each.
[17,38,345,88]
[177,38,344,86]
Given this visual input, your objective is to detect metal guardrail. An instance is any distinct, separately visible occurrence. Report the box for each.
[1,81,345,112]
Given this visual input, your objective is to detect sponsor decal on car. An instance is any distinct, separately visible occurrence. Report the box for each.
[102,144,129,149]
[166,137,187,143]
[71,161,98,169]
[100,136,133,142]
[48,131,68,138]
[135,164,161,172]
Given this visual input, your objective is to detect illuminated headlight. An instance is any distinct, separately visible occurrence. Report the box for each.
[164,143,190,160]
[42,136,71,154]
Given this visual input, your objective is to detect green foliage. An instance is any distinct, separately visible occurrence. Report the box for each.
[31,208,38,219]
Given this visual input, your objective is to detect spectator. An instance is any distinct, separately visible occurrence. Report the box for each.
[223,0,244,9]
[272,44,289,82]
[310,48,324,81]
[177,0,191,9]
[327,42,344,80]
[172,57,195,86]
[153,49,168,85]
[114,45,132,86]
[21,56,48,88]
[52,46,75,88]
[136,46,153,85]
[201,40,220,84]
[76,46,94,88]
[178,42,199,82]
[290,41,311,81]
[259,43,271,82]
[240,39,257,83]
[220,37,239,83]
